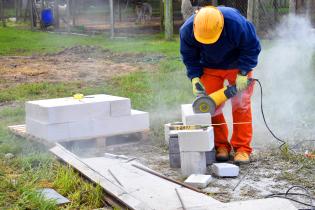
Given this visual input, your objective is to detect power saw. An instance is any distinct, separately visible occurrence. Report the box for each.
[192,79,253,115]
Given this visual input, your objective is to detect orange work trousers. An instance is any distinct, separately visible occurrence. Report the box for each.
[200,68,254,155]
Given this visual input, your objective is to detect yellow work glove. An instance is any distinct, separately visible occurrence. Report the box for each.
[236,74,248,92]
[191,77,206,97]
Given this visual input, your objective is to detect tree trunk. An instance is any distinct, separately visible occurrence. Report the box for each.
[289,0,296,14]
[247,0,259,29]
[160,0,164,32]
[30,0,34,30]
[54,0,60,29]
[109,0,114,38]
[164,0,173,40]
[66,0,70,32]
[0,0,6,27]
[181,0,193,21]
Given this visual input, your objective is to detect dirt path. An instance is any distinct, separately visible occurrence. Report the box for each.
[0,46,163,89]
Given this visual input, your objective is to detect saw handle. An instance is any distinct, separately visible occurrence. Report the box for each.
[224,78,254,99]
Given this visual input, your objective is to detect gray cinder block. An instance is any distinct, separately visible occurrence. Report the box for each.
[205,150,216,165]
[169,136,180,154]
[180,151,207,177]
[169,153,181,168]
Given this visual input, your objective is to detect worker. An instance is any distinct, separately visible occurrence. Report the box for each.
[180,6,261,164]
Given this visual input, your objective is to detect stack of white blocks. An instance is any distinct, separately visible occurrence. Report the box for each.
[178,104,213,177]
[26,94,149,142]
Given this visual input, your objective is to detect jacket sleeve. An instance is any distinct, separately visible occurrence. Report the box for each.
[233,20,261,74]
[180,30,203,80]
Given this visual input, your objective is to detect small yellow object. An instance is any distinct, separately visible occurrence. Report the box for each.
[73,93,84,100]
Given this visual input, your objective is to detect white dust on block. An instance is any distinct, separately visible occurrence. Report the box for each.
[184,174,212,189]
[181,104,211,126]
[177,127,214,152]
[25,94,131,124]
[180,151,207,177]
[26,110,149,142]
[211,163,239,177]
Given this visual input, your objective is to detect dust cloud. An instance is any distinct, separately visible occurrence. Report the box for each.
[251,14,315,147]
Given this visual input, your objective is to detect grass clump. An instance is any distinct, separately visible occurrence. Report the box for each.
[277,146,315,192]
[53,165,105,209]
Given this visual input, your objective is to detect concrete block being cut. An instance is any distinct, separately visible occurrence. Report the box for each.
[211,163,239,177]
[177,127,214,152]
[184,174,212,189]
[181,104,211,126]
[26,110,149,142]
[181,151,207,177]
[25,94,131,124]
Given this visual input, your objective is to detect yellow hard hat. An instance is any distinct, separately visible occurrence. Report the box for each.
[193,6,224,44]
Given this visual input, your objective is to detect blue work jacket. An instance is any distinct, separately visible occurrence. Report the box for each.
[180,7,261,79]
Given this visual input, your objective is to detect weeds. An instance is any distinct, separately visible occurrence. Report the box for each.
[53,165,105,209]
[277,147,315,192]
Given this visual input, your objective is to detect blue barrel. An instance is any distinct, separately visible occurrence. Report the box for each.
[41,8,54,27]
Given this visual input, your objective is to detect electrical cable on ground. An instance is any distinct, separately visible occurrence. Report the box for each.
[265,185,315,209]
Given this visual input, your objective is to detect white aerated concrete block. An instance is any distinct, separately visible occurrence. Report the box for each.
[177,127,214,152]
[211,163,239,177]
[181,151,207,177]
[184,174,212,189]
[181,104,211,126]
[25,94,131,124]
[104,95,131,117]
[26,118,70,142]
[26,110,149,142]
[93,110,149,137]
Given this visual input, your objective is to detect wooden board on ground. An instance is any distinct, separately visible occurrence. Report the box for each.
[50,144,222,210]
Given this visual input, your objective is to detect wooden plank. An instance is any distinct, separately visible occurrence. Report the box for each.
[50,144,149,210]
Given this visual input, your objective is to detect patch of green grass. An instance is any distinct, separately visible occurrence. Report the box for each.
[53,165,104,209]
[0,27,179,56]
[0,82,85,103]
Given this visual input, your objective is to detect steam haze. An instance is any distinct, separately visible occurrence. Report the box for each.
[251,14,315,147]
